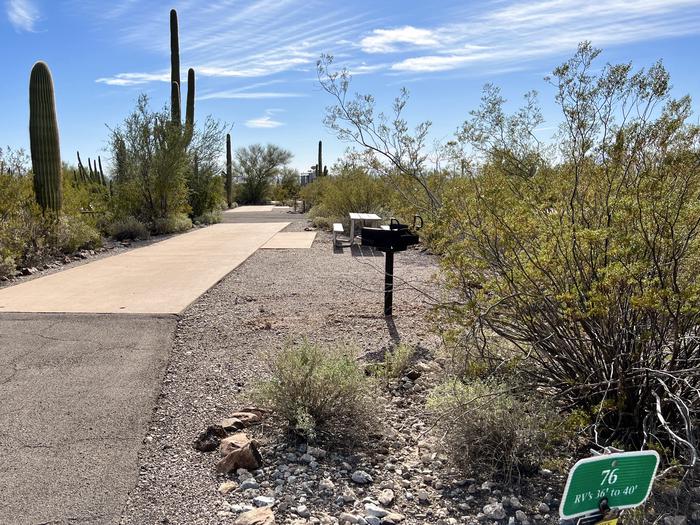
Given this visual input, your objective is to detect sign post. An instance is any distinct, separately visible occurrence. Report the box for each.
[560,450,660,521]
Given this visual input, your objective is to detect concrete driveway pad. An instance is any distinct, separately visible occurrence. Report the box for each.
[0,222,288,314]
[261,231,317,249]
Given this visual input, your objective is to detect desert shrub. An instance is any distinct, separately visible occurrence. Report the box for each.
[428,379,551,480]
[108,95,191,223]
[152,213,192,235]
[310,216,332,230]
[271,167,301,202]
[235,144,293,204]
[0,170,56,271]
[369,343,416,381]
[193,209,222,225]
[306,166,390,227]
[108,217,150,241]
[188,117,228,217]
[255,340,379,444]
[55,215,102,253]
[435,44,700,467]
[299,177,328,209]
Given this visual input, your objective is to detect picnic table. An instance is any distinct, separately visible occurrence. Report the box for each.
[348,212,381,244]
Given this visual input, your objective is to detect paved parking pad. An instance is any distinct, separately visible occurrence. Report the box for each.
[261,231,317,249]
[0,313,176,524]
[0,222,288,314]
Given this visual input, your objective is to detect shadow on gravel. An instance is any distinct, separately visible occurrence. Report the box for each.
[350,244,384,257]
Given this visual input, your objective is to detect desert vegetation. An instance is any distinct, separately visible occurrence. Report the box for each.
[255,42,699,521]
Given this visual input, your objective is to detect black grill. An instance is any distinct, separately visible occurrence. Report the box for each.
[360,216,422,316]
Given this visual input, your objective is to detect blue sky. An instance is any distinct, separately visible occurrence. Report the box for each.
[2,0,700,173]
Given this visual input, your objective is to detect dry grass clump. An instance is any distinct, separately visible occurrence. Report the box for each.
[256,340,380,444]
[428,379,552,480]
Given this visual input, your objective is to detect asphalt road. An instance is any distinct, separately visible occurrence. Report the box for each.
[0,313,176,524]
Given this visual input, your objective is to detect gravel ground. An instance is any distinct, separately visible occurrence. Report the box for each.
[118,219,565,525]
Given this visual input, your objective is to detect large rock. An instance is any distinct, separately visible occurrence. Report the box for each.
[234,507,275,525]
[378,489,395,506]
[192,425,227,452]
[351,470,373,484]
[230,411,264,426]
[216,434,262,474]
[221,433,257,456]
[483,502,506,520]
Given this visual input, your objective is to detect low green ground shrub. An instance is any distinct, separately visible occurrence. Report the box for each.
[255,340,379,444]
[193,210,223,225]
[368,343,417,381]
[310,216,332,230]
[108,217,150,241]
[303,166,390,227]
[428,379,553,480]
[55,215,102,253]
[152,213,193,235]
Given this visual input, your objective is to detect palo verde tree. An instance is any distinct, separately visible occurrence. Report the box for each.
[317,54,442,217]
[234,144,293,204]
[437,43,700,468]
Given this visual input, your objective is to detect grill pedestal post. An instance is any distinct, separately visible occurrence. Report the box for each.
[384,251,394,316]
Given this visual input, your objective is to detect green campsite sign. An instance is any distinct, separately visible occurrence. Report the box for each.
[559,451,660,519]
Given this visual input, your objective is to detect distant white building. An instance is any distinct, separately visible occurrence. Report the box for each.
[300,167,317,186]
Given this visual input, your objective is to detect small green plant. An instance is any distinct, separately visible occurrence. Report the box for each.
[152,213,192,235]
[255,340,379,444]
[384,343,415,378]
[193,210,222,225]
[108,217,150,241]
[55,215,102,253]
[428,379,552,480]
[369,343,416,381]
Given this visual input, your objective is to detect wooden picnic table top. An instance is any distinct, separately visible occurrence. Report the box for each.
[349,212,381,220]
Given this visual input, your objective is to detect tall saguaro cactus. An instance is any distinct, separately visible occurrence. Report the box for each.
[29,61,62,212]
[226,133,233,208]
[169,8,195,143]
[317,140,323,178]
[170,8,180,117]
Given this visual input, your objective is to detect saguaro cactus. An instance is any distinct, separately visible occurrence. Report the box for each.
[186,68,195,131]
[184,68,195,144]
[317,140,323,178]
[171,81,181,125]
[170,8,180,121]
[169,8,195,144]
[29,61,62,212]
[226,133,233,208]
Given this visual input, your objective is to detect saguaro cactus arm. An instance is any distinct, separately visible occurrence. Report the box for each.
[226,133,233,208]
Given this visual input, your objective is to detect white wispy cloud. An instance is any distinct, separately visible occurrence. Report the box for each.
[85,0,376,86]
[95,71,170,86]
[360,26,439,53]
[6,0,39,32]
[82,0,700,86]
[376,0,700,73]
[246,109,284,128]
[199,91,305,100]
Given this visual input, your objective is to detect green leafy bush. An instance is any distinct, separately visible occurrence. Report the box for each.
[255,341,379,444]
[428,379,551,479]
[434,44,700,466]
[55,215,102,253]
[108,95,191,223]
[193,210,222,225]
[304,166,389,228]
[108,217,150,241]
[152,213,192,235]
[369,343,416,381]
